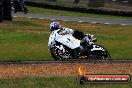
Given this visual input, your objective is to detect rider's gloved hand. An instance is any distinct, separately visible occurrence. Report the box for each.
[59,27,74,35]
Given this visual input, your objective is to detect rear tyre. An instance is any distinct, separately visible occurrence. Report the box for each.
[51,46,73,60]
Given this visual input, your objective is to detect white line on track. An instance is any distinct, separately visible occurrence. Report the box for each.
[13,16,18,17]
[91,22,97,24]
[121,24,127,26]
[62,20,68,21]
[27,17,34,19]
[104,23,110,24]
[78,21,84,23]
[39,18,45,19]
[50,19,56,20]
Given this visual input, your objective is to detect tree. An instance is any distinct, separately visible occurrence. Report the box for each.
[74,0,80,3]
[47,0,57,2]
[3,0,12,21]
[0,0,3,22]
[88,0,105,7]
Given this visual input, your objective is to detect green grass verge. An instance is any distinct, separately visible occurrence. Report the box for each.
[0,32,50,61]
[28,6,132,19]
[0,17,132,61]
[0,18,52,61]
[0,76,132,88]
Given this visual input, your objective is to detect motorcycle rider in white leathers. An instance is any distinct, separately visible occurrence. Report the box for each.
[48,22,74,49]
[48,22,93,59]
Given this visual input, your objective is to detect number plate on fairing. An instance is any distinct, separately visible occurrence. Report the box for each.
[69,37,79,44]
[91,45,105,51]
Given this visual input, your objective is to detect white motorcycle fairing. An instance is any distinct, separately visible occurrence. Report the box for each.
[48,31,56,49]
[55,34,81,49]
[48,30,111,60]
[48,30,81,50]
[91,45,105,51]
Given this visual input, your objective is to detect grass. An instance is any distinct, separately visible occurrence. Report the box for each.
[0,76,132,88]
[28,6,132,19]
[0,32,50,61]
[0,18,52,61]
[0,17,132,61]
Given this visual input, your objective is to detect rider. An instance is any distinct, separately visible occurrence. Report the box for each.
[48,22,81,59]
[48,22,74,48]
[48,22,97,59]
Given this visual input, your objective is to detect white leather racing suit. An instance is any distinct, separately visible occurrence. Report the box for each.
[48,27,74,50]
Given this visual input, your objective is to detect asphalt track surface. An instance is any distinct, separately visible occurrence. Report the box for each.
[0,60,132,65]
[13,13,132,25]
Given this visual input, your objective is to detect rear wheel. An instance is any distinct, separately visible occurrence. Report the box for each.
[51,46,73,60]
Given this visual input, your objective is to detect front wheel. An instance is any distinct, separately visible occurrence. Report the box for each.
[90,44,111,60]
[50,46,73,60]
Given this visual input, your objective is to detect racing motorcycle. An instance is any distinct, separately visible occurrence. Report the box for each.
[11,0,28,14]
[49,30,111,60]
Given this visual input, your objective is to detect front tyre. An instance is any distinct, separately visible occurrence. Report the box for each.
[50,46,73,60]
[91,44,111,60]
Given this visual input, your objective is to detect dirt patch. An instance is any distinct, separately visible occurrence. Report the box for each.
[0,62,132,79]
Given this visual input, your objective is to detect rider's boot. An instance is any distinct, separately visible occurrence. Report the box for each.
[72,47,80,59]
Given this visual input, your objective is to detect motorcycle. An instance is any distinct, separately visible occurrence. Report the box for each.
[11,0,28,14]
[48,30,111,60]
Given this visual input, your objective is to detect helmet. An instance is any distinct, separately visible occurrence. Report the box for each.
[49,22,59,31]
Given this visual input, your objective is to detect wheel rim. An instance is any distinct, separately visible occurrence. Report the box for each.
[54,48,71,60]
[99,50,111,60]
[92,44,111,60]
